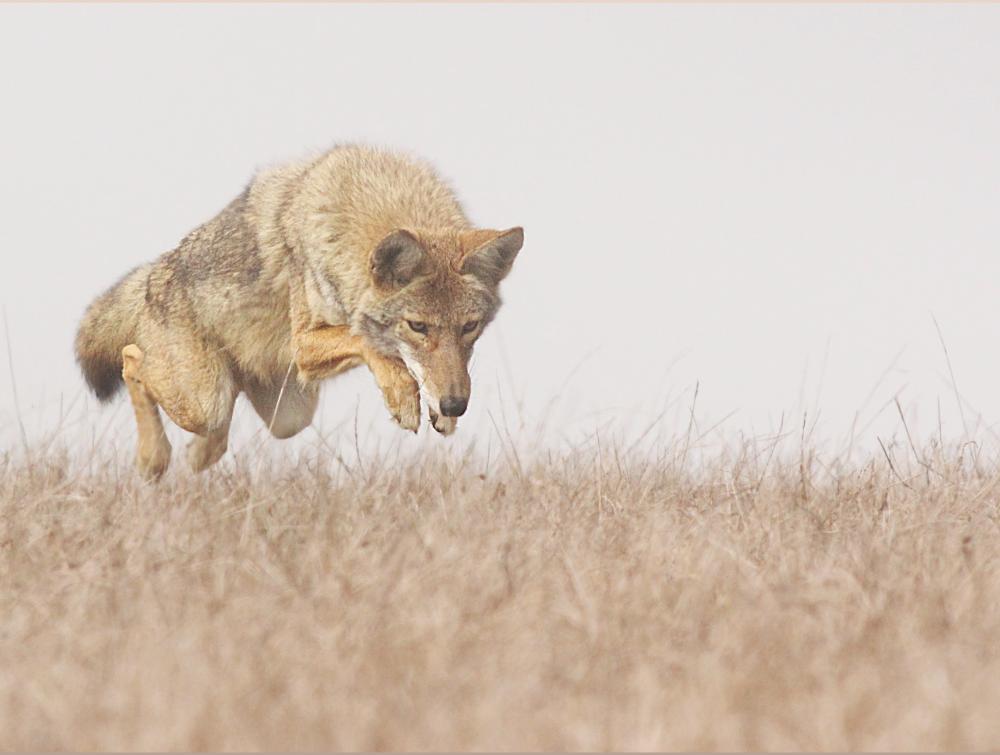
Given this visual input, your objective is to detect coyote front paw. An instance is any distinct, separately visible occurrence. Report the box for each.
[429,408,457,436]
[376,363,420,433]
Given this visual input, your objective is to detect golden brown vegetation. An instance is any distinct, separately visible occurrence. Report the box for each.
[2,436,1000,750]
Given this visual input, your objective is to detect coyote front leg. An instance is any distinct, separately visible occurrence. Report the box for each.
[294,325,421,432]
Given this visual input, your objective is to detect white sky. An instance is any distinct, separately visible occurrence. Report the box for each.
[1,4,999,459]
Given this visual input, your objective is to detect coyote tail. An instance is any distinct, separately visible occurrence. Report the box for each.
[74,265,148,402]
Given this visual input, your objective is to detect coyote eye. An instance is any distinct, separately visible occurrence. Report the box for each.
[462,320,480,334]
[406,320,428,334]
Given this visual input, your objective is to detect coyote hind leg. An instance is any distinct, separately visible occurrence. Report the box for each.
[122,344,172,480]
[186,423,231,472]
[243,372,319,439]
[122,335,237,476]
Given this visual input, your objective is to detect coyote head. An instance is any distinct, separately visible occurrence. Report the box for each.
[354,226,524,434]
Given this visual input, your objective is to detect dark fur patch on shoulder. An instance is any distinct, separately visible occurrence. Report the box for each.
[169,191,263,289]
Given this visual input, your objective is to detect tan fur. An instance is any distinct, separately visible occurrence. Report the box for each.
[75,145,523,479]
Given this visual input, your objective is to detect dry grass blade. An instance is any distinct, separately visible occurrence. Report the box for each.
[2,306,29,455]
[933,314,969,440]
[2,439,1000,751]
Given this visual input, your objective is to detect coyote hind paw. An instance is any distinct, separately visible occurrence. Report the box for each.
[137,439,172,481]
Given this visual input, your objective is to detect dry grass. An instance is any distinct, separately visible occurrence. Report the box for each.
[2,434,1000,751]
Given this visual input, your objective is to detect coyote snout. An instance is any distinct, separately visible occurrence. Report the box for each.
[397,330,473,434]
[440,396,468,417]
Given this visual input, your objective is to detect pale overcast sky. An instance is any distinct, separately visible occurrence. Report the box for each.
[2,4,999,459]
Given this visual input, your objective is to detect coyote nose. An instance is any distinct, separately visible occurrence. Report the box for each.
[440,396,468,417]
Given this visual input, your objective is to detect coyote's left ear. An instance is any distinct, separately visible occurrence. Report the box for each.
[459,227,524,285]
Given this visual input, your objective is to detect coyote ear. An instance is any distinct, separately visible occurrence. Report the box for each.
[459,227,524,285]
[370,229,427,289]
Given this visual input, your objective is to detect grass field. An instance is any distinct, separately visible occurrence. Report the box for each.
[2,431,1000,750]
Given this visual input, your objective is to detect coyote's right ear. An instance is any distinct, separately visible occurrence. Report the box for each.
[370,230,427,289]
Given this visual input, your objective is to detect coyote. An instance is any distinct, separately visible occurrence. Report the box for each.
[75,145,524,479]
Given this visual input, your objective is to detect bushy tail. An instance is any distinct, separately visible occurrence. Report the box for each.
[74,265,148,402]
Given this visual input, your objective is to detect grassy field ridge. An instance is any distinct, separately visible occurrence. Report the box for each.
[2,437,999,750]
